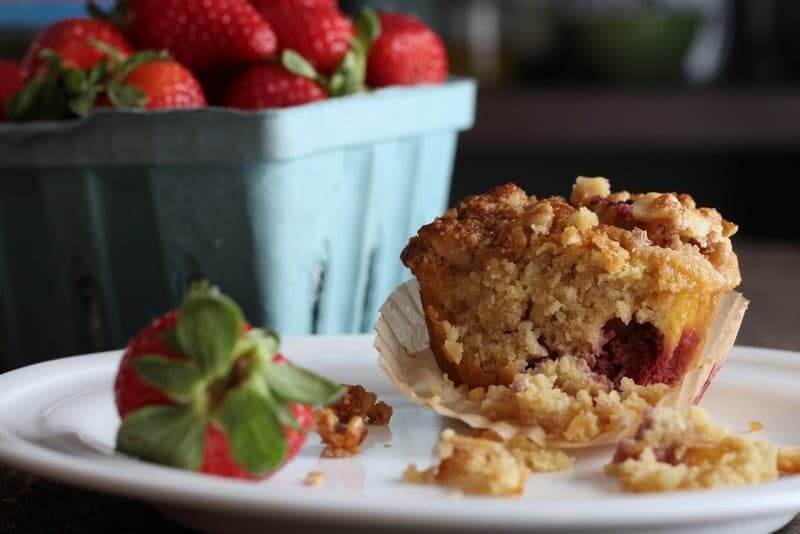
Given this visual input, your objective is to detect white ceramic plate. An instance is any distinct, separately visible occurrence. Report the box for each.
[1,336,799,534]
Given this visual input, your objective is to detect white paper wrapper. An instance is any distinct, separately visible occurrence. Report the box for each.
[375,280,749,448]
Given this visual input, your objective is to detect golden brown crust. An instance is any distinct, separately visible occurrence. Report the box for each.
[403,179,739,290]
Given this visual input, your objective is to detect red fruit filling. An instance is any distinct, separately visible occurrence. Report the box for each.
[593,319,700,387]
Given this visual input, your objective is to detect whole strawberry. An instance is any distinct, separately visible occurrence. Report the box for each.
[91,0,277,72]
[114,60,207,110]
[115,281,343,479]
[367,12,448,87]
[21,18,132,80]
[257,6,353,75]
[224,63,327,109]
[7,44,206,121]
[0,59,23,121]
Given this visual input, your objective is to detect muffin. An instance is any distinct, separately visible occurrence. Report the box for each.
[401,177,741,390]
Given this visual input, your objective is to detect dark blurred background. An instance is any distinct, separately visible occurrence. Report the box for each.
[1,0,799,349]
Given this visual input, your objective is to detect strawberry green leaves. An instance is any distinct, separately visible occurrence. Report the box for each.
[8,42,168,122]
[355,7,382,48]
[282,7,381,98]
[282,50,322,83]
[338,6,381,95]
[7,49,107,121]
[132,356,202,402]
[94,43,168,109]
[262,360,344,406]
[218,382,286,474]
[176,283,244,380]
[117,405,206,471]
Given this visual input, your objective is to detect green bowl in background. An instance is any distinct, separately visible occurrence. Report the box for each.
[564,11,701,83]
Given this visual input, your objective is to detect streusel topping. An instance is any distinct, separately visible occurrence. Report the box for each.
[401,178,741,388]
[403,178,739,292]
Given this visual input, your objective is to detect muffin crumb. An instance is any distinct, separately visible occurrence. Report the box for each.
[303,470,325,487]
[778,447,800,474]
[405,429,528,496]
[505,435,575,472]
[606,407,778,492]
[403,428,574,496]
[474,356,669,444]
[368,401,394,425]
[330,385,393,425]
[314,408,367,458]
[748,421,764,432]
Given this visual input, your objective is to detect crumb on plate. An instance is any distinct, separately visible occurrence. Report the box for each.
[403,428,574,496]
[314,408,367,458]
[778,446,800,474]
[476,429,574,472]
[606,407,779,492]
[304,470,325,487]
[505,435,575,472]
[330,385,394,425]
[403,429,528,497]
[748,421,764,432]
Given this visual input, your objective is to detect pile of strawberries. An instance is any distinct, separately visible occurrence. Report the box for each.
[0,0,448,121]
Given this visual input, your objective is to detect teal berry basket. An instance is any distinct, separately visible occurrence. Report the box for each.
[0,78,476,369]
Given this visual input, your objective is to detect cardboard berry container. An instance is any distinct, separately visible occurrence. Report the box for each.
[0,78,476,368]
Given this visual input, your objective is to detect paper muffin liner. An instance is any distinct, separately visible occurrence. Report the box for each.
[375,280,749,448]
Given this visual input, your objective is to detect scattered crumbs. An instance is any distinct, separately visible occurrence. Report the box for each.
[748,421,764,432]
[607,407,780,492]
[304,471,325,487]
[402,464,436,484]
[475,429,575,473]
[330,385,394,425]
[402,429,527,497]
[314,408,367,458]
[778,447,800,474]
[505,435,575,473]
[368,401,393,425]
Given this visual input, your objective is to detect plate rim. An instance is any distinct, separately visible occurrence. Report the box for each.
[1,337,800,529]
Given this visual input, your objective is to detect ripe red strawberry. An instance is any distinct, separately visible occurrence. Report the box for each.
[257,6,354,75]
[21,18,132,80]
[118,60,207,110]
[0,59,23,121]
[224,63,327,109]
[114,281,342,479]
[253,0,337,9]
[367,12,448,87]
[7,45,206,121]
[94,0,277,73]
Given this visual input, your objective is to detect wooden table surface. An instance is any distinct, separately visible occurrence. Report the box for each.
[1,240,799,533]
